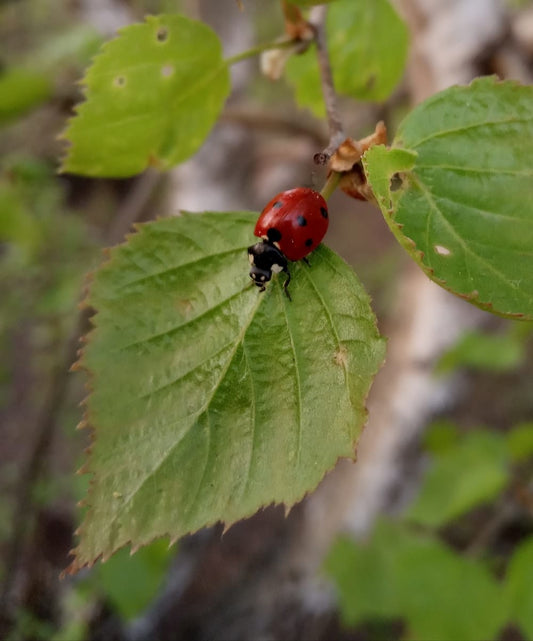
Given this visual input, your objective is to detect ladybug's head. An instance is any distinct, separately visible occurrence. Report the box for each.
[247,241,288,292]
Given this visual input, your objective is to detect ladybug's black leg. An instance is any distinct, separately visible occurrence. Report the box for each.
[302,257,311,266]
[282,268,292,301]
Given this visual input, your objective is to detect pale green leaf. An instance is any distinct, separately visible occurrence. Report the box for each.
[326,520,505,641]
[364,77,533,319]
[406,431,509,528]
[61,15,230,177]
[285,0,409,116]
[71,211,384,570]
[504,536,533,639]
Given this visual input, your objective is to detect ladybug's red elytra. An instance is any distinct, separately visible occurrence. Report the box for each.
[247,188,328,300]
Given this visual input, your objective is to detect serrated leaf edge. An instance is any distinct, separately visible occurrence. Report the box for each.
[64,214,385,574]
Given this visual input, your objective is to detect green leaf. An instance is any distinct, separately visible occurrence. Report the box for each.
[504,536,533,639]
[71,211,384,570]
[0,182,41,255]
[285,0,409,115]
[506,422,533,462]
[437,328,526,373]
[423,420,460,454]
[0,68,52,125]
[364,77,533,319]
[326,520,505,641]
[61,15,230,177]
[406,431,509,528]
[95,539,172,620]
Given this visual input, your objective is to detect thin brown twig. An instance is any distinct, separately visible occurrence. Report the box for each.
[309,6,345,165]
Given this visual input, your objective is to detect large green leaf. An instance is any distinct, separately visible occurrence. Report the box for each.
[70,211,384,571]
[286,0,409,116]
[364,77,533,319]
[326,520,505,641]
[61,15,230,177]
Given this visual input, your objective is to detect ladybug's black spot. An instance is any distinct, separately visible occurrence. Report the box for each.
[320,207,328,218]
[305,238,313,247]
[267,228,282,242]
[296,215,307,226]
[273,201,283,209]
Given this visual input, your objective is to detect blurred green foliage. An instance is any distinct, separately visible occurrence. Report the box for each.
[504,537,533,639]
[437,327,529,374]
[326,420,533,641]
[0,69,52,126]
[0,155,97,323]
[67,539,174,624]
[326,521,505,641]
[406,428,509,528]
[286,0,409,115]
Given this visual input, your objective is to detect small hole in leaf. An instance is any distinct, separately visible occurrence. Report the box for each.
[434,245,451,256]
[156,27,168,42]
[390,173,403,192]
[161,64,174,78]
[113,75,126,88]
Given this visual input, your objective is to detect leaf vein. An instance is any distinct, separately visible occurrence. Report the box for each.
[406,116,533,149]
[415,180,533,299]
[101,292,263,538]
[278,286,303,470]
[118,247,244,291]
[120,287,249,352]
[417,163,533,177]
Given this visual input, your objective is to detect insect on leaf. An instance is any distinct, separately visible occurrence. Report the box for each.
[70,211,385,571]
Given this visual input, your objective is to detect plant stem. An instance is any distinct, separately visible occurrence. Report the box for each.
[225,39,296,66]
[320,171,341,201]
[310,6,345,165]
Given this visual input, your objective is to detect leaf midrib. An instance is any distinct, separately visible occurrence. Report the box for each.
[114,246,245,292]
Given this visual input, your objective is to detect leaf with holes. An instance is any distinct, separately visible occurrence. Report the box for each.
[285,0,408,116]
[61,15,230,177]
[364,77,533,319]
[70,211,384,571]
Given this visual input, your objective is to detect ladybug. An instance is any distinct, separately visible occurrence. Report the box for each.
[248,187,328,299]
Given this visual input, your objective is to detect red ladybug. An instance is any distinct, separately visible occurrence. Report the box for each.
[248,188,328,299]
